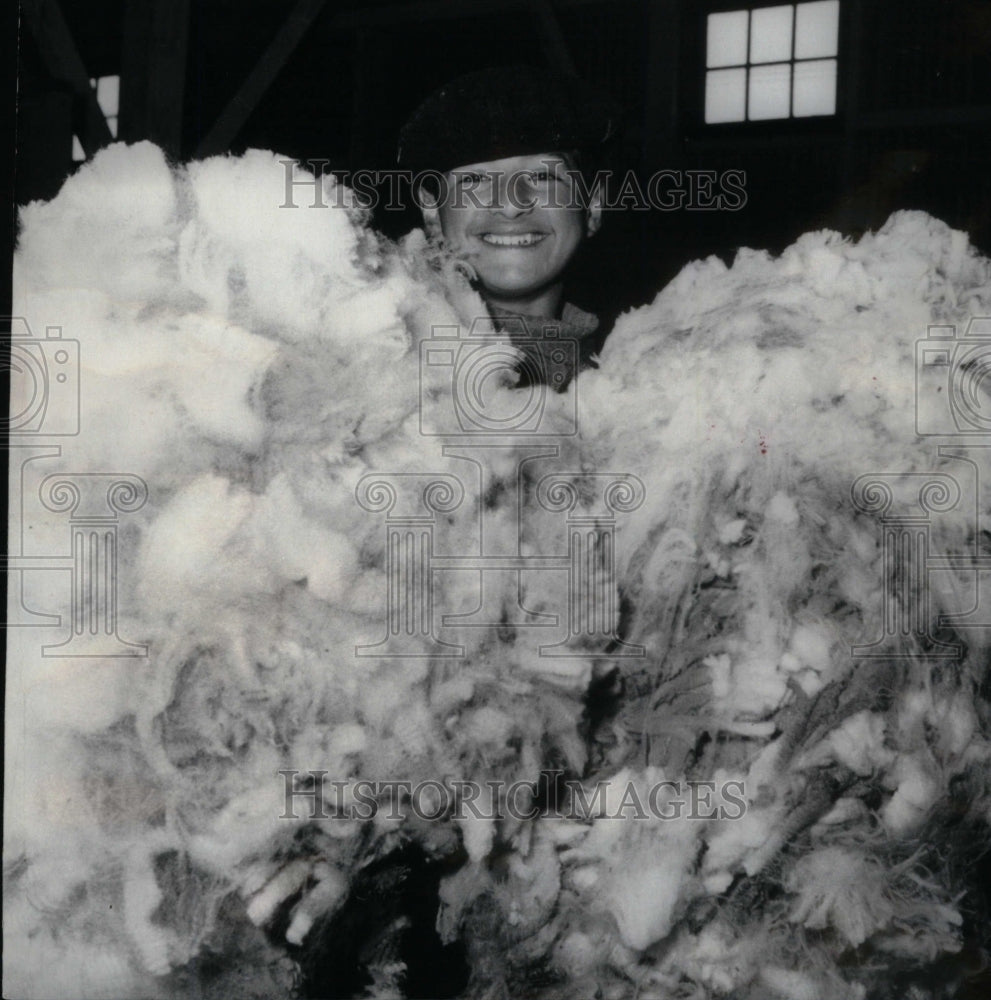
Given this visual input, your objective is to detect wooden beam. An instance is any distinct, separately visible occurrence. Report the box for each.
[119,0,191,155]
[531,0,578,78]
[852,105,991,130]
[337,0,616,29]
[195,0,329,158]
[21,0,113,157]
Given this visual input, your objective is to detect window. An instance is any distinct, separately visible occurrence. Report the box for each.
[705,1,839,124]
[73,75,120,162]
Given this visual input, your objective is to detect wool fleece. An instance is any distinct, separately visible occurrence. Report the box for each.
[5,143,991,1000]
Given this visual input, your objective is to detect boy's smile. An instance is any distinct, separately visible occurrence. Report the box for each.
[477,232,547,247]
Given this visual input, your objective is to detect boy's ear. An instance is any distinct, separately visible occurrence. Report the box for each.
[416,183,444,239]
[586,180,604,238]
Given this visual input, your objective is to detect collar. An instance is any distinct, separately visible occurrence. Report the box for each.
[488,302,600,340]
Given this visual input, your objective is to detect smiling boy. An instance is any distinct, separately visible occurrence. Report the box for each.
[431,152,595,318]
[398,66,619,386]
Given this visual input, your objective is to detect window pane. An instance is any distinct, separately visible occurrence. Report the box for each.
[750,5,794,64]
[96,75,120,117]
[793,58,837,115]
[707,10,749,68]
[795,0,839,59]
[705,67,747,123]
[748,62,792,119]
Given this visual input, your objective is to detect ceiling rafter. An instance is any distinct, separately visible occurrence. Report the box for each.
[196,0,330,158]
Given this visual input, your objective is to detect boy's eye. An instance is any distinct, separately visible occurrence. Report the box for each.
[457,172,489,188]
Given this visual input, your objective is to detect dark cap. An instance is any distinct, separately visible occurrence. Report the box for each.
[397,66,620,173]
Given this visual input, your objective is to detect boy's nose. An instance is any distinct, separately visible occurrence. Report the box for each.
[491,171,536,216]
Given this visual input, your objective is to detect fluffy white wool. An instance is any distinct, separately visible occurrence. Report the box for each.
[544,208,990,994]
[6,143,991,1000]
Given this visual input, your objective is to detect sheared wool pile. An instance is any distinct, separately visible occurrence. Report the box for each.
[5,143,991,1000]
[5,142,585,999]
[508,210,991,999]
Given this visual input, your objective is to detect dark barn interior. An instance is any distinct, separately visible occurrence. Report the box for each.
[14,0,991,326]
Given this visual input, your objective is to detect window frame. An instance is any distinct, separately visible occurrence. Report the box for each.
[689,0,848,136]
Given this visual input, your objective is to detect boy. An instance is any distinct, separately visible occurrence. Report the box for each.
[398,65,619,386]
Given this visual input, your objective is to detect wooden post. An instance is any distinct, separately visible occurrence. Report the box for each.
[119,0,192,156]
[14,89,75,201]
[643,0,682,170]
[21,0,113,157]
[838,0,865,232]
[349,29,371,165]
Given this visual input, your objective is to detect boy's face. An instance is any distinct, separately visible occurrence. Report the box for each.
[421,153,601,311]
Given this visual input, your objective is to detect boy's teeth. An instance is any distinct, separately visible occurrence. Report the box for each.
[481,233,544,246]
